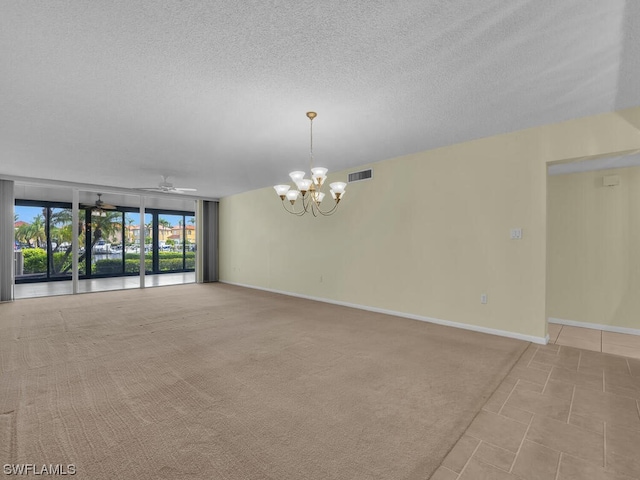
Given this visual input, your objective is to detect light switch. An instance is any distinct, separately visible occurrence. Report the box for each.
[510,228,522,240]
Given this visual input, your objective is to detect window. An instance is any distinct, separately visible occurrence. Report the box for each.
[14,200,195,283]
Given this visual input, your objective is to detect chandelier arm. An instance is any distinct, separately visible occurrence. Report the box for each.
[307,191,338,216]
[281,200,306,216]
[281,201,294,214]
[303,193,313,213]
[314,201,340,216]
[310,196,320,215]
[303,190,318,214]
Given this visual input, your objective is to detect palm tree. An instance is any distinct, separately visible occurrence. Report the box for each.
[60,211,121,273]
[176,219,184,245]
[125,217,135,246]
[48,209,87,274]
[15,222,32,246]
[27,214,46,248]
[144,221,153,247]
[50,209,73,252]
[187,217,195,248]
[157,218,171,245]
[92,211,121,245]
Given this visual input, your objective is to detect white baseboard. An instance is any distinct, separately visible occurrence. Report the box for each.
[220,280,548,345]
[548,317,640,336]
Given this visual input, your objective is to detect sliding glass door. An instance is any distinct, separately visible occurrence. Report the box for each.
[89,211,124,276]
[49,207,75,279]
[148,210,195,273]
[15,200,195,283]
[14,205,47,281]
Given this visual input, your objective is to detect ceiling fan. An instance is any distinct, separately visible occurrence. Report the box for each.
[139,175,197,194]
[80,193,116,212]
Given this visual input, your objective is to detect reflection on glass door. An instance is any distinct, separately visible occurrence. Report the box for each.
[89,211,123,276]
[49,207,74,278]
[185,215,196,269]
[152,213,196,272]
[15,202,196,284]
[14,205,48,281]
[144,213,153,273]
[124,212,139,273]
[158,214,183,271]
[121,212,153,274]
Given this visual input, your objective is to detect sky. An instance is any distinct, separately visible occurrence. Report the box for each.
[14,205,37,223]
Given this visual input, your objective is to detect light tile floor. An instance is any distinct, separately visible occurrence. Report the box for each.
[432,336,640,480]
[549,323,640,361]
[14,272,196,299]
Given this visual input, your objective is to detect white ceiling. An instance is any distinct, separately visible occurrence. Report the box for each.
[1,1,639,199]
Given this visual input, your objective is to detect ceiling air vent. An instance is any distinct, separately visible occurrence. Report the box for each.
[348,168,373,183]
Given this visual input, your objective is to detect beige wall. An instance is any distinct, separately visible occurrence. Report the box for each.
[220,107,640,341]
[547,166,640,330]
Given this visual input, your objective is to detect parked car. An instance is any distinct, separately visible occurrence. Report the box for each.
[14,242,30,251]
[93,240,111,254]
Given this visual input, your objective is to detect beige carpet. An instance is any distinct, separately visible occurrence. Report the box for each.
[0,283,527,479]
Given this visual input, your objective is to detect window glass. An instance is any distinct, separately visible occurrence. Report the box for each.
[91,211,123,276]
[122,212,152,273]
[14,202,195,282]
[14,205,47,280]
[185,215,196,269]
[49,207,75,278]
[158,214,184,271]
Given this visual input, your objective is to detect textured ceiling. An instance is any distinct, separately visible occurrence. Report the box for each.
[1,1,639,199]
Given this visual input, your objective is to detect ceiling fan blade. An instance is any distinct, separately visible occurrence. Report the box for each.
[137,176,197,194]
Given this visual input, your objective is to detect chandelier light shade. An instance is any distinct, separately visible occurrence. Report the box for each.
[273,112,347,216]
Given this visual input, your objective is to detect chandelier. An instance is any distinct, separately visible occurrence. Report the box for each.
[273,112,347,216]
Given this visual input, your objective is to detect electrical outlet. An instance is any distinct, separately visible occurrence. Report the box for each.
[480,293,488,304]
[510,228,522,240]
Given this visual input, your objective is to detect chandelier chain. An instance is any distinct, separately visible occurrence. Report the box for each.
[309,115,314,169]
